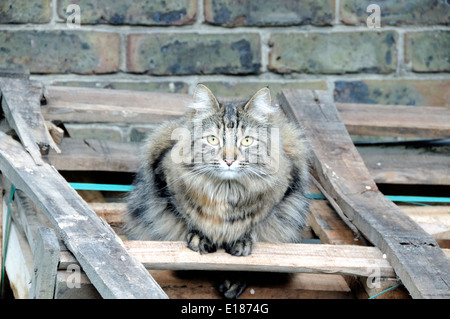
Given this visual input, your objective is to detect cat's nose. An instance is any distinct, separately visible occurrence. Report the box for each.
[225,159,235,166]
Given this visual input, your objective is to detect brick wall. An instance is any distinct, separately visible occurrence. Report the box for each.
[0,0,449,141]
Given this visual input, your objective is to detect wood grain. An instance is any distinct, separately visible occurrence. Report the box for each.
[336,103,450,138]
[59,240,396,278]
[0,133,167,299]
[0,78,60,165]
[279,89,450,299]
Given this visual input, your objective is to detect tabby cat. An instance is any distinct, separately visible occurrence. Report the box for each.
[124,84,310,298]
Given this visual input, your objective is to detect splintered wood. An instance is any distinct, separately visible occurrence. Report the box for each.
[1,78,449,299]
[279,89,450,299]
[0,133,167,299]
[0,77,60,165]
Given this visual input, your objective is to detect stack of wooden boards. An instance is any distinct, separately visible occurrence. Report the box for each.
[0,74,449,299]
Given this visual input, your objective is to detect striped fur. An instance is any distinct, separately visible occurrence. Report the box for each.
[124,85,310,257]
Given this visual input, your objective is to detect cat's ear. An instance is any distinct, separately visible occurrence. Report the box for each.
[244,87,276,120]
[190,84,220,112]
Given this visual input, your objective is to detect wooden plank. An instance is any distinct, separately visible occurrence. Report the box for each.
[58,240,396,278]
[279,89,450,299]
[47,137,450,186]
[400,206,450,227]
[54,271,101,299]
[149,270,353,299]
[0,77,60,165]
[308,200,365,246]
[59,241,396,278]
[125,241,395,278]
[88,202,125,225]
[336,103,450,139]
[11,190,54,252]
[307,186,409,299]
[358,146,450,185]
[54,267,353,299]
[42,86,191,124]
[0,133,167,299]
[47,138,140,172]
[400,206,450,241]
[45,121,64,145]
[42,87,450,140]
[0,182,3,291]
[2,218,33,298]
[29,227,60,299]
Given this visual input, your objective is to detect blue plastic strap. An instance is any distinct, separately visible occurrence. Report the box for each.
[67,183,450,204]
[69,183,133,192]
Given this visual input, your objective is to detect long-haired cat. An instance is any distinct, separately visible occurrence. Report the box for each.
[124,84,310,298]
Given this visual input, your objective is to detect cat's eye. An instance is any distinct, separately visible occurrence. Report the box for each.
[241,136,254,147]
[207,135,219,145]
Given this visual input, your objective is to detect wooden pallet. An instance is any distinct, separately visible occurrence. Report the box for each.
[1,74,449,299]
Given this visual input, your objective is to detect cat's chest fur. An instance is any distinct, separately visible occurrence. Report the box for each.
[170,175,280,243]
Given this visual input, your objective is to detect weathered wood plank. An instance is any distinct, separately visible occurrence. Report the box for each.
[11,190,54,252]
[357,146,450,185]
[150,270,353,299]
[42,86,450,140]
[400,206,450,227]
[54,267,353,299]
[307,186,409,299]
[308,200,365,246]
[129,241,396,278]
[54,271,101,299]
[42,86,191,124]
[336,103,450,139]
[279,89,450,299]
[46,138,140,173]
[0,78,60,165]
[60,241,396,278]
[88,202,125,225]
[0,133,167,299]
[29,227,60,299]
[2,218,33,298]
[47,138,450,187]
[399,206,450,242]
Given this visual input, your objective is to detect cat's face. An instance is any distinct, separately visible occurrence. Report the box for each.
[177,84,280,180]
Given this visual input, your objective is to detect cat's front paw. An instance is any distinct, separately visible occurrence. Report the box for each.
[225,237,253,256]
[187,230,217,254]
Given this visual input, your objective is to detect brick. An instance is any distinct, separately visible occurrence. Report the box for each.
[204,0,334,26]
[0,0,51,23]
[0,31,120,74]
[127,33,261,75]
[57,0,197,26]
[269,31,397,74]
[57,0,197,25]
[202,81,328,98]
[51,81,189,93]
[334,79,450,107]
[340,0,450,25]
[405,31,450,73]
